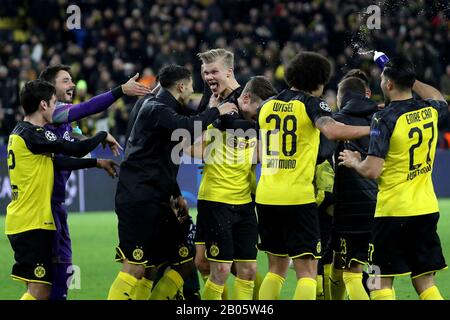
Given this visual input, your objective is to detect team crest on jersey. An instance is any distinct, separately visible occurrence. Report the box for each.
[132,247,144,261]
[34,264,46,278]
[45,131,57,141]
[319,101,331,112]
[178,246,189,258]
[210,244,220,257]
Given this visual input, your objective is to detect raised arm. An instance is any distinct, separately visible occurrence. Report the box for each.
[52,73,150,124]
[27,130,111,158]
[158,103,238,141]
[413,80,446,102]
[52,89,123,124]
[315,116,370,141]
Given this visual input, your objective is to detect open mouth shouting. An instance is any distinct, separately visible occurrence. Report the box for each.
[208,81,220,94]
[65,88,74,101]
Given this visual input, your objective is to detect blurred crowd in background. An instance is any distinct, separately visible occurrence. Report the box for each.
[0,0,449,146]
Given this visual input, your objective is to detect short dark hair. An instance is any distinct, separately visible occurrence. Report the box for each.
[342,69,370,88]
[285,52,331,92]
[243,76,277,102]
[158,65,191,89]
[383,57,416,90]
[39,64,71,84]
[20,80,56,115]
[338,77,366,97]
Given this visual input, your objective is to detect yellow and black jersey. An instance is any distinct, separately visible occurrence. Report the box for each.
[314,160,335,207]
[6,122,61,234]
[368,98,448,217]
[198,123,256,204]
[6,121,106,234]
[249,165,257,196]
[256,89,332,205]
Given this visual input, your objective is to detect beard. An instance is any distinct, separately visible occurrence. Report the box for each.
[381,87,390,105]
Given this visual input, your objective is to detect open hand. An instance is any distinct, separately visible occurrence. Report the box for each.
[96,159,119,178]
[121,73,151,96]
[102,132,122,156]
[338,150,361,168]
[217,102,238,115]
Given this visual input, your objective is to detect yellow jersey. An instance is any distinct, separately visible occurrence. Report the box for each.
[198,123,257,204]
[368,98,448,217]
[256,89,332,205]
[6,121,59,234]
[314,160,335,206]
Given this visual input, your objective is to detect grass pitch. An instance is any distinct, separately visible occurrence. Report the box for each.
[1,200,449,300]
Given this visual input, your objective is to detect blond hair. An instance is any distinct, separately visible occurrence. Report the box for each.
[197,48,234,69]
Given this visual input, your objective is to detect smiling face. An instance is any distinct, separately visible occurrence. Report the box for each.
[202,60,232,97]
[54,70,75,103]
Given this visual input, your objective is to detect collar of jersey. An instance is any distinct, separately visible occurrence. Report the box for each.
[156,88,182,112]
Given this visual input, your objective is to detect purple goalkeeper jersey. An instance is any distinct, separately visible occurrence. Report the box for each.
[47,89,121,203]
[46,88,123,298]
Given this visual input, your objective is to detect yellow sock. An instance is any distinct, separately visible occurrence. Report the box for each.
[259,272,285,300]
[150,269,184,300]
[232,277,254,300]
[419,286,443,300]
[20,292,37,300]
[107,271,138,300]
[343,272,369,300]
[330,267,346,300]
[253,272,263,300]
[202,278,224,300]
[293,277,317,300]
[323,264,332,300]
[316,275,324,300]
[370,288,394,300]
[134,277,154,300]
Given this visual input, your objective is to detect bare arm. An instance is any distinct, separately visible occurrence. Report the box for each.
[183,132,206,159]
[413,80,446,102]
[338,150,384,179]
[315,116,370,141]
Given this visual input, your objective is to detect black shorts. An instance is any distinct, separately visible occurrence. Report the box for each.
[8,229,54,284]
[194,213,206,245]
[331,232,371,268]
[370,213,447,278]
[256,203,321,259]
[196,200,258,262]
[195,199,256,246]
[115,199,194,267]
[318,194,334,266]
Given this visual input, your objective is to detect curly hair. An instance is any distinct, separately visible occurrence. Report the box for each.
[284,52,331,92]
